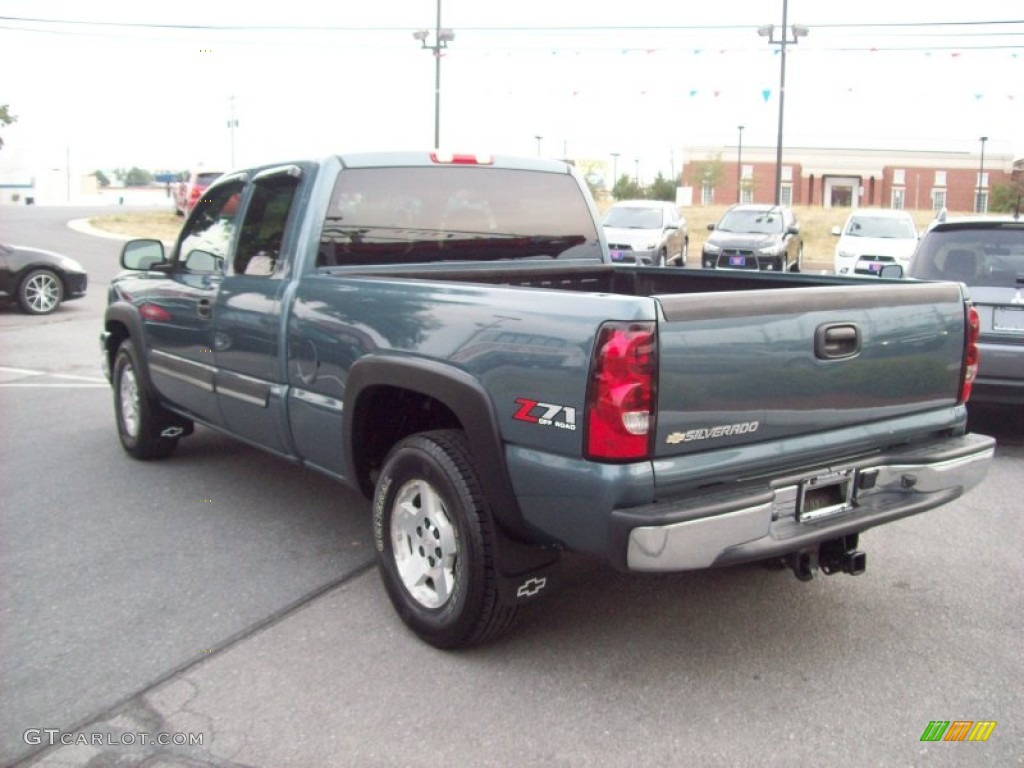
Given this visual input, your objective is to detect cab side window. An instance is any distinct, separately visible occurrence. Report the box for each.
[178,181,246,274]
[234,175,300,277]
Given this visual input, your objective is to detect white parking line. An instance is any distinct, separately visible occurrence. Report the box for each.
[0,366,107,387]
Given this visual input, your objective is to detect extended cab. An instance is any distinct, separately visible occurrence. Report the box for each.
[102,152,994,648]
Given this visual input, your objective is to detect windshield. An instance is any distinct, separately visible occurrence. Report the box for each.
[910,225,1024,287]
[319,166,601,265]
[602,206,663,229]
[846,216,916,239]
[717,208,784,234]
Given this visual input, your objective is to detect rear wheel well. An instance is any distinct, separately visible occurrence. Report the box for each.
[352,385,461,496]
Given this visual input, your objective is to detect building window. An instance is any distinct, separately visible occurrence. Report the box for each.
[976,172,989,189]
[741,164,753,180]
[893,169,906,185]
[891,188,905,209]
[740,186,753,204]
[934,170,946,187]
[931,189,946,211]
[702,182,714,205]
[781,166,793,182]
[780,185,793,206]
[976,190,989,213]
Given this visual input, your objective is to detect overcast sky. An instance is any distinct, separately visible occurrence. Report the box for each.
[1,0,1021,180]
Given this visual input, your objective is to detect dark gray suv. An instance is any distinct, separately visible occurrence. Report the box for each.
[701,204,803,272]
[906,215,1024,408]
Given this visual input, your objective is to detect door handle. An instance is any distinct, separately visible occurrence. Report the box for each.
[815,323,860,359]
[197,298,212,319]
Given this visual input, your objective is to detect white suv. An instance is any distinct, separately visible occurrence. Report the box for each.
[832,209,919,276]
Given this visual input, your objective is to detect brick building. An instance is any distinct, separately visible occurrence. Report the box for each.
[682,145,1020,212]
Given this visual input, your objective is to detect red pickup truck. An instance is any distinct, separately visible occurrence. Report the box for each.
[172,169,223,216]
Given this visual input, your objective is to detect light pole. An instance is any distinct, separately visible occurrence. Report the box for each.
[758,0,808,206]
[977,135,988,213]
[535,135,543,156]
[610,152,620,186]
[736,125,745,203]
[413,1,455,150]
[227,94,239,168]
[634,158,640,185]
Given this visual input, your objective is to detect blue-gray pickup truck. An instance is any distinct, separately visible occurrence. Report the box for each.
[101,152,995,648]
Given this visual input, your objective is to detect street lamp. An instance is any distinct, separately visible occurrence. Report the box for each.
[227,94,239,168]
[736,125,745,203]
[634,158,640,185]
[610,152,620,186]
[977,135,988,213]
[758,0,808,205]
[413,0,455,149]
[535,135,543,156]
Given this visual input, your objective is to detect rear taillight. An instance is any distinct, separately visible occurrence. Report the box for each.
[585,322,656,461]
[959,304,980,404]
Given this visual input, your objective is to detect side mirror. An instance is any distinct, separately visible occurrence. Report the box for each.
[121,239,166,271]
[184,249,224,274]
[831,226,841,236]
[879,265,904,279]
[787,225,800,235]
[707,223,716,231]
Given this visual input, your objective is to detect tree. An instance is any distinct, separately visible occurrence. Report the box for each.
[0,103,17,150]
[685,154,725,201]
[93,170,111,188]
[122,167,153,187]
[648,172,677,202]
[612,174,645,201]
[989,177,1024,215]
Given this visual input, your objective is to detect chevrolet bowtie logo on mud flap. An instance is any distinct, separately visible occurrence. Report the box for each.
[516,577,547,598]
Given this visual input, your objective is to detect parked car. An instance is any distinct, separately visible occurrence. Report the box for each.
[0,243,88,315]
[701,204,802,272]
[601,200,688,266]
[832,208,919,276]
[173,169,224,216]
[902,214,1024,408]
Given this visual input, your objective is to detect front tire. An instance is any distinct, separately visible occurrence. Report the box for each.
[18,268,63,314]
[373,430,517,649]
[113,340,181,460]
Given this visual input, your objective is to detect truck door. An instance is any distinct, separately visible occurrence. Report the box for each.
[144,178,246,426]
[213,165,303,454]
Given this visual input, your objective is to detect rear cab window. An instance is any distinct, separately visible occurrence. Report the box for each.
[317,166,602,267]
[911,223,1024,288]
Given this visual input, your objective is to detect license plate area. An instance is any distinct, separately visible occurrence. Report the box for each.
[797,469,855,522]
[993,306,1024,333]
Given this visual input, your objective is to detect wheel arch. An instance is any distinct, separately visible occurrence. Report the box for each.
[102,304,154,391]
[343,356,532,541]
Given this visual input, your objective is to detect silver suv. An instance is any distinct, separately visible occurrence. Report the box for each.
[905,214,1024,408]
[601,200,688,267]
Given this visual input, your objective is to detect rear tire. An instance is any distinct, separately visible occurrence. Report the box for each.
[373,430,517,649]
[113,340,181,460]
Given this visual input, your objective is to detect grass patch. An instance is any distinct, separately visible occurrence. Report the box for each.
[88,211,183,243]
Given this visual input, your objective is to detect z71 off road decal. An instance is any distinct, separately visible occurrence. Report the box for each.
[513,398,577,431]
[666,421,759,444]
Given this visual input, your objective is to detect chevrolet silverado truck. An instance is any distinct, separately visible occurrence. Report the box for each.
[101,152,995,649]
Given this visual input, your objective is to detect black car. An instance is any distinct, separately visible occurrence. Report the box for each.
[701,204,803,272]
[0,243,88,314]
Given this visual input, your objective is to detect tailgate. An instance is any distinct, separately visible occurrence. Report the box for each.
[652,282,966,457]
